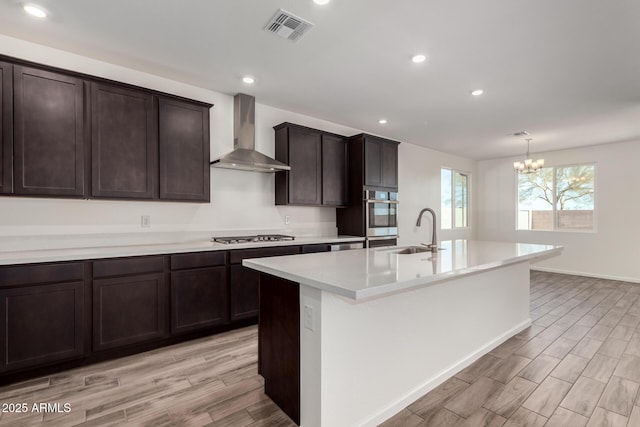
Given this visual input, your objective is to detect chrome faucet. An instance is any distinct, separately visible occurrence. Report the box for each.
[416,208,438,252]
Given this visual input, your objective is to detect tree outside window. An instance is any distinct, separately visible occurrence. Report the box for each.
[517,164,595,231]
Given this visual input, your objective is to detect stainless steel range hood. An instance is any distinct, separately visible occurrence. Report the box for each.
[210,93,291,172]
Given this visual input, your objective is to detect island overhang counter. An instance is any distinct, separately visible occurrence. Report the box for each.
[243,240,563,427]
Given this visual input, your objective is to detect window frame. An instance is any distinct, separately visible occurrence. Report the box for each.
[441,167,471,230]
[515,162,597,233]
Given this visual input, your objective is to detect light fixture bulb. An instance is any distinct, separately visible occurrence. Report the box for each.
[411,54,427,64]
[23,4,47,18]
[514,137,544,173]
[471,89,484,96]
[242,76,255,84]
[378,119,388,124]
[313,0,331,4]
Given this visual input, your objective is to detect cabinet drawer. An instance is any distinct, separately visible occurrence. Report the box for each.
[170,252,226,270]
[229,246,300,265]
[0,262,84,288]
[93,256,164,278]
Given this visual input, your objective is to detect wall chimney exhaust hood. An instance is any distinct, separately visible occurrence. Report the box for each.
[210,93,291,172]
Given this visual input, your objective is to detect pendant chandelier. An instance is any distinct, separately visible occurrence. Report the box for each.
[513,138,544,173]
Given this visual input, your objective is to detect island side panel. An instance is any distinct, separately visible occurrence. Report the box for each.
[258,272,301,425]
[315,261,531,427]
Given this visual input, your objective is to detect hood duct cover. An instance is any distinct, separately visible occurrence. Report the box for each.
[210,93,291,172]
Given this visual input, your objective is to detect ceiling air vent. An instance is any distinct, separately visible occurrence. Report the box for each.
[264,9,314,42]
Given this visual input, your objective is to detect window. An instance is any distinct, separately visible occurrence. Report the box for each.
[517,164,595,231]
[441,168,469,229]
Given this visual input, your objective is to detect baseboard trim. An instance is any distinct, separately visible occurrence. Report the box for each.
[356,318,532,427]
[531,266,640,284]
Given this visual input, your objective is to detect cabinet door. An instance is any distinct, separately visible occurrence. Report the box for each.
[159,98,210,202]
[13,66,85,196]
[91,82,157,199]
[288,126,322,205]
[381,141,398,189]
[229,265,259,321]
[364,137,398,190]
[0,281,84,373]
[171,266,227,334]
[364,138,383,187]
[322,134,348,206]
[93,273,166,351]
[0,61,12,194]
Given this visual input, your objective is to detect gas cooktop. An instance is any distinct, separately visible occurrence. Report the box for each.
[212,234,295,244]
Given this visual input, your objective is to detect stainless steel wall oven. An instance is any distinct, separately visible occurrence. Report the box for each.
[365,190,398,247]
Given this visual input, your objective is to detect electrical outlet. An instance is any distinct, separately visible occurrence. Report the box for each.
[285,215,291,225]
[141,215,151,228]
[304,305,314,331]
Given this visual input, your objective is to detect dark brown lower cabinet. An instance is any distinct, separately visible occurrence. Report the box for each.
[259,273,300,424]
[229,265,260,321]
[229,245,302,322]
[93,273,166,351]
[0,281,84,373]
[171,267,227,334]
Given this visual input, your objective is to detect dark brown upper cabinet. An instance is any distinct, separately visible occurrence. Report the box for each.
[274,123,348,207]
[0,61,12,195]
[159,98,210,202]
[91,82,158,199]
[321,133,348,206]
[13,65,85,197]
[0,55,211,203]
[354,134,399,190]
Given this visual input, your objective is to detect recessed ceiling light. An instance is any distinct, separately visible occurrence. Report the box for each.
[23,4,47,18]
[313,0,331,4]
[242,76,255,84]
[471,89,484,96]
[411,54,427,64]
[378,119,388,124]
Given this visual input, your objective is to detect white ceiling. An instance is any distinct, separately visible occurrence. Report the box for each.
[1,0,639,159]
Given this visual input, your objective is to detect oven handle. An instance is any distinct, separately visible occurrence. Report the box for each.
[367,235,399,240]
[364,200,399,204]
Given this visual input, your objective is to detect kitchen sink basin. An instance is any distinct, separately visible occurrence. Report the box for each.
[395,246,432,254]
[378,245,434,254]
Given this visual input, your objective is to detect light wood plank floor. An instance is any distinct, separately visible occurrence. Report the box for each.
[1,271,639,426]
[382,271,640,427]
[0,326,295,426]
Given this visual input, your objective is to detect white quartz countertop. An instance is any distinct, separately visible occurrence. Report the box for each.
[0,235,364,266]
[243,240,563,300]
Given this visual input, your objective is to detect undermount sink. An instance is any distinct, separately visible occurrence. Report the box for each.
[378,245,434,254]
[395,246,432,254]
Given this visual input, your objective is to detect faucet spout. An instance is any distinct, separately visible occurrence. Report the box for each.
[416,208,438,252]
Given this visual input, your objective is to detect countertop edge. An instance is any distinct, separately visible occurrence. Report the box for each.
[0,236,366,266]
[243,245,564,301]
[354,246,563,300]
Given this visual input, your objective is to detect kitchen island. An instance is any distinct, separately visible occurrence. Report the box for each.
[243,240,563,427]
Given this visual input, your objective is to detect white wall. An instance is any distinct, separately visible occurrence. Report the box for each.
[476,139,640,282]
[0,34,475,248]
[397,142,477,246]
